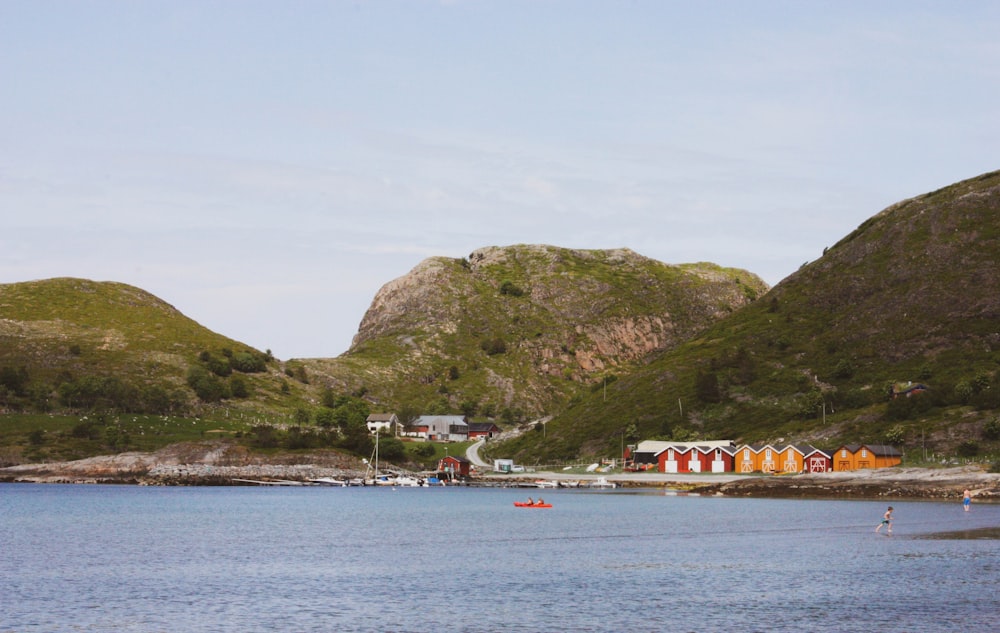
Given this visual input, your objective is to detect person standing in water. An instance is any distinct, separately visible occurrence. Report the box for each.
[876,506,893,534]
[963,489,972,512]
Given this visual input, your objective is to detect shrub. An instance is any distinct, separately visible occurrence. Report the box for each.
[71,421,100,440]
[983,418,1000,440]
[315,408,336,428]
[832,359,855,380]
[27,429,45,446]
[0,366,30,397]
[250,425,279,449]
[956,440,979,457]
[481,337,507,355]
[206,355,232,377]
[231,351,267,373]
[186,366,230,402]
[230,375,249,398]
[885,424,906,445]
[377,437,406,461]
[499,280,525,297]
[886,393,932,421]
[413,443,436,458]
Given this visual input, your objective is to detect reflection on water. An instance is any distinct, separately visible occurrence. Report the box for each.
[2,484,999,632]
[916,526,1000,540]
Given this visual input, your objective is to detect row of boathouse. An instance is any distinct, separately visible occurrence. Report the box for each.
[627,440,902,474]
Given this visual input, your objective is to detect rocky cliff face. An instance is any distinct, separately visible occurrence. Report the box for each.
[313,245,768,417]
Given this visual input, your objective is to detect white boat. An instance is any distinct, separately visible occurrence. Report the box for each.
[535,480,558,488]
[389,475,423,487]
[591,477,617,489]
[311,477,348,487]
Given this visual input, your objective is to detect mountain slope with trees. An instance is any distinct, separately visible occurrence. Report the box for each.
[496,170,1000,464]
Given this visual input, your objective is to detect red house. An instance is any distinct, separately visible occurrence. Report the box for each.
[467,422,502,440]
[658,445,694,473]
[803,448,833,473]
[693,445,735,473]
[438,455,471,478]
[649,441,737,473]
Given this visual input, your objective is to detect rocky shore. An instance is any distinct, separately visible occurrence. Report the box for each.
[688,466,1000,501]
[3,441,999,501]
[0,441,370,486]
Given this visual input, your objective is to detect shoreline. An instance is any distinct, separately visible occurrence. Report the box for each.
[3,449,999,501]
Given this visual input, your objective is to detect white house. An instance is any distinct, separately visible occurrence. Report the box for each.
[366,413,399,435]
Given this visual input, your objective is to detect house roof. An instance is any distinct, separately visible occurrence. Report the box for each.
[736,444,776,454]
[468,422,501,433]
[802,447,832,459]
[366,413,397,422]
[634,440,734,455]
[415,415,468,426]
[863,444,902,457]
[837,444,863,453]
[441,455,471,464]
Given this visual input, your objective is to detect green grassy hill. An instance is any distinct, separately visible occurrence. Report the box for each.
[496,170,1000,464]
[0,278,328,463]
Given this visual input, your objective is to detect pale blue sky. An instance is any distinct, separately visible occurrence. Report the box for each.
[2,1,998,359]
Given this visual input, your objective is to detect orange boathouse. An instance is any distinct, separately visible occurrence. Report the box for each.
[833,444,902,471]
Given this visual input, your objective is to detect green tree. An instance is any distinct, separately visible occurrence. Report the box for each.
[321,387,337,408]
[231,351,266,373]
[832,359,855,380]
[186,366,230,402]
[499,280,525,297]
[315,408,336,428]
[460,399,478,417]
[250,425,279,448]
[885,424,906,445]
[378,436,406,461]
[982,418,1000,440]
[230,375,249,398]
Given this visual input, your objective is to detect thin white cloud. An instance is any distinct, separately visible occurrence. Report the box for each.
[2,1,998,357]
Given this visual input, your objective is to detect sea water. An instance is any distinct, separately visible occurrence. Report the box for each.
[1,484,998,632]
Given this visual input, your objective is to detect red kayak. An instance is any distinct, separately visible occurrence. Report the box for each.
[514,502,552,508]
